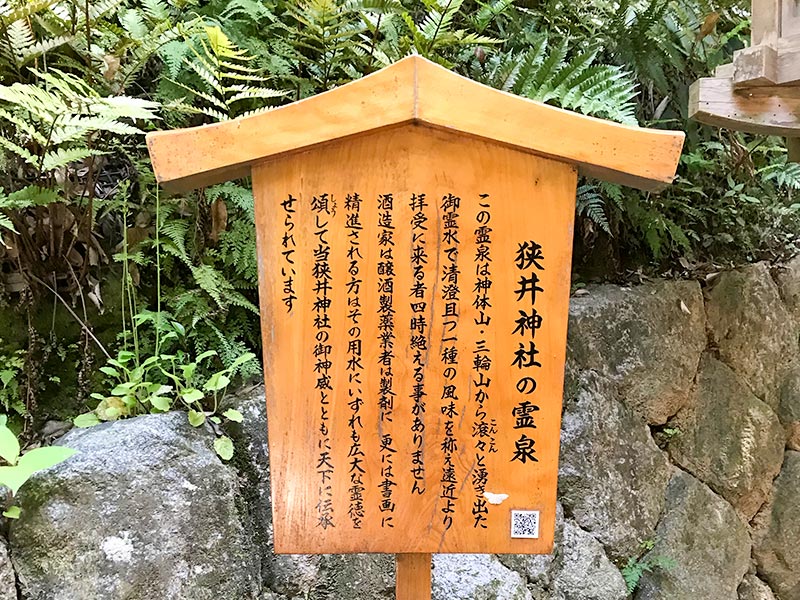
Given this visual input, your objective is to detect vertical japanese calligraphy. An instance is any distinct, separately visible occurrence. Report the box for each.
[511,240,545,466]
[257,126,577,555]
[344,193,365,529]
[280,195,297,312]
[470,196,497,529]
[311,193,335,530]
[438,192,461,532]
[377,193,397,528]
[408,193,429,496]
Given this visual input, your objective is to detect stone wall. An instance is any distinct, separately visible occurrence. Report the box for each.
[3,258,800,600]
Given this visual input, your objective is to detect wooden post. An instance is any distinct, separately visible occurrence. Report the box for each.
[788,137,800,163]
[396,553,432,600]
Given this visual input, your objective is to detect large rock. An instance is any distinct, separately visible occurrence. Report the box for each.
[551,520,628,600]
[315,554,394,600]
[753,451,800,600]
[635,469,751,600]
[669,356,785,520]
[10,413,262,600]
[779,365,800,451]
[773,256,800,325]
[567,280,705,424]
[0,539,16,600]
[738,574,777,600]
[433,554,532,600]
[559,371,671,562]
[705,263,796,409]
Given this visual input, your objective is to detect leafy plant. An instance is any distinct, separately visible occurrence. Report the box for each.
[0,346,24,417]
[0,414,75,518]
[621,539,677,594]
[468,34,638,125]
[74,312,253,460]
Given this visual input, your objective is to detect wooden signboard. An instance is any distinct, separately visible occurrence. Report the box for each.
[147,56,683,598]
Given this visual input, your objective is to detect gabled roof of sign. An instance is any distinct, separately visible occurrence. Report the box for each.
[147,55,685,193]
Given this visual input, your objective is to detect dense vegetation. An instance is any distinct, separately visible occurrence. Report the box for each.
[0,0,798,437]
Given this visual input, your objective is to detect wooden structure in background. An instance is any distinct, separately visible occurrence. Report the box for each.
[690,0,800,157]
[147,56,683,599]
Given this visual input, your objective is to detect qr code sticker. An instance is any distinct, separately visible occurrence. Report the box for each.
[510,510,540,539]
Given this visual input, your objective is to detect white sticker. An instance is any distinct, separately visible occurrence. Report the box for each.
[510,510,540,539]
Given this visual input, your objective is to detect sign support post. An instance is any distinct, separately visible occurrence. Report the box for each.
[396,553,431,600]
[147,56,683,592]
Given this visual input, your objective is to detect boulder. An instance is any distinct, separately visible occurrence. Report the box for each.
[567,280,705,424]
[315,554,394,600]
[773,256,800,325]
[635,469,751,600]
[705,263,796,409]
[738,574,777,600]
[779,365,800,451]
[432,554,532,600]
[669,356,785,520]
[0,539,16,600]
[753,451,800,600]
[550,520,628,600]
[559,371,671,562]
[9,413,262,600]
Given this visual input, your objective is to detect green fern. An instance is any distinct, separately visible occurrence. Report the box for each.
[577,183,611,234]
[760,161,800,190]
[469,35,638,125]
[167,25,284,121]
[0,68,157,174]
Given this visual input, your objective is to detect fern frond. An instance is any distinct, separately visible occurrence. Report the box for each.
[41,147,104,172]
[577,184,611,234]
[0,136,36,165]
[0,0,56,22]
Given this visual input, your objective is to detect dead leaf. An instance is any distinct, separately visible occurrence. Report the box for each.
[103,55,121,81]
[573,289,590,297]
[697,12,719,39]
[210,198,228,243]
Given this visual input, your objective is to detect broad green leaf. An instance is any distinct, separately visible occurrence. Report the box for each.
[0,370,13,387]
[74,413,100,428]
[229,352,257,370]
[188,410,205,427]
[99,366,119,378]
[111,383,135,396]
[149,396,172,411]
[181,388,204,403]
[0,466,29,495]
[214,436,234,461]
[196,350,217,363]
[3,506,20,519]
[0,416,6,428]
[222,409,243,423]
[209,416,221,424]
[116,351,136,363]
[105,407,121,419]
[204,373,230,392]
[18,446,76,474]
[0,425,20,466]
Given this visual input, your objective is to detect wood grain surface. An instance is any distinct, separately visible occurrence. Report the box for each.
[254,125,576,554]
[147,56,683,193]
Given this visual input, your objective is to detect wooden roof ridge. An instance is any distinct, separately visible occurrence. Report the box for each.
[146,55,685,193]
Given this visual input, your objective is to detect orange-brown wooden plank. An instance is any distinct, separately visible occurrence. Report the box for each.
[396,554,432,600]
[147,56,684,194]
[254,125,575,555]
